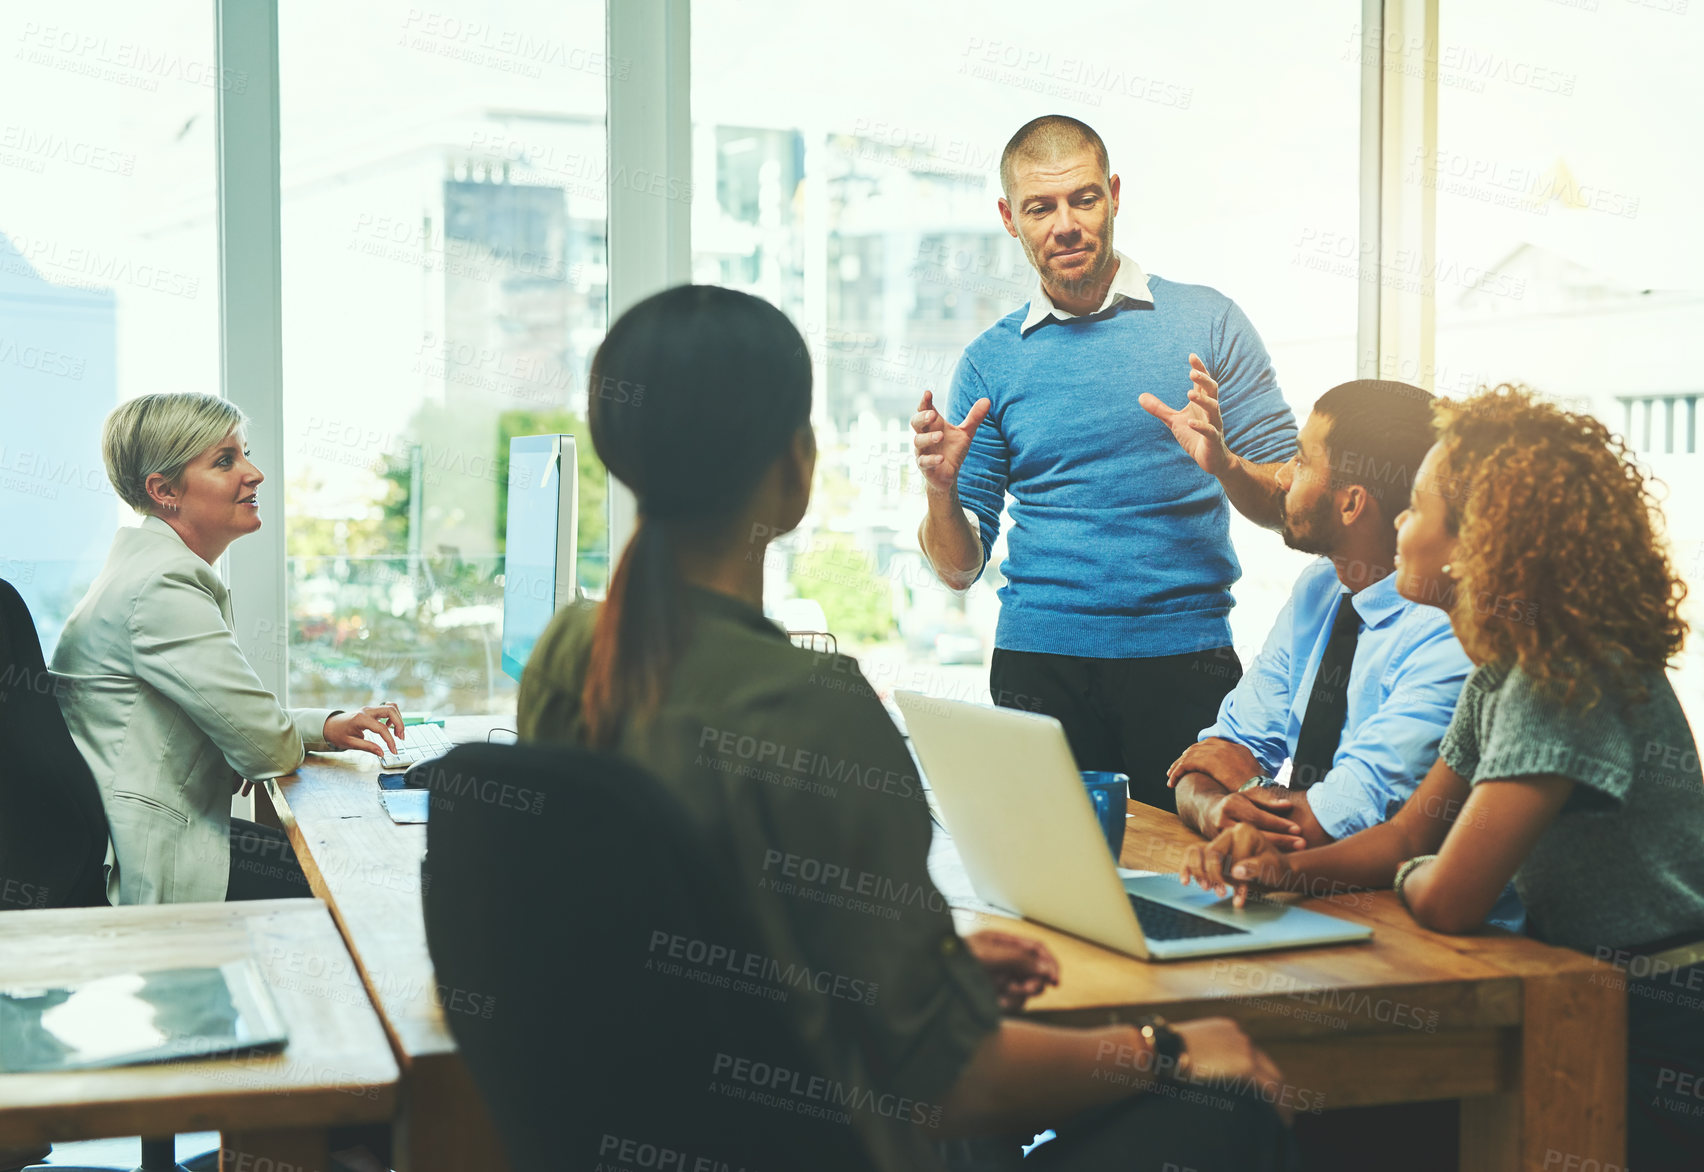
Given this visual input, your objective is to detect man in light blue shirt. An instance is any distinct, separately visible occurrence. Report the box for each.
[1169,380,1469,851]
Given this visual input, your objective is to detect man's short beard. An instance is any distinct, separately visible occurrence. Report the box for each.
[1048,240,1112,298]
[1281,495,1337,556]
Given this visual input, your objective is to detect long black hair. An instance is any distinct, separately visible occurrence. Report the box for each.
[580,285,813,749]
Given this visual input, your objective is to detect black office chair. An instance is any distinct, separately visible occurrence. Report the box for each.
[0,578,109,914]
[0,579,210,1172]
[421,741,881,1172]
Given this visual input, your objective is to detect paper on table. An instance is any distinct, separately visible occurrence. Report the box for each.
[0,960,287,1074]
[379,788,429,824]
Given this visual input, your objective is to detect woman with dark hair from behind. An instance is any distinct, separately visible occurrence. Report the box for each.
[1180,384,1704,1171]
[518,284,1301,1172]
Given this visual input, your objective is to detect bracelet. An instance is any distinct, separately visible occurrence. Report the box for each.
[1237,774,1276,793]
[1393,854,1439,913]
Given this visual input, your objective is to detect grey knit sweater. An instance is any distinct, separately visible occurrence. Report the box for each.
[1439,660,1704,955]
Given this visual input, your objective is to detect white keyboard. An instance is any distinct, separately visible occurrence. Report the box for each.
[371,723,455,771]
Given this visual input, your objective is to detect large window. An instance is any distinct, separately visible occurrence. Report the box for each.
[279,0,609,715]
[50,1,1684,730]
[0,1,218,648]
[1431,2,1704,722]
[692,0,1362,703]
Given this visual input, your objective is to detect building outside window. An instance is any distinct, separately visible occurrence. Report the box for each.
[0,1,218,649]
[1430,1,1704,721]
[279,0,609,715]
[692,0,1361,706]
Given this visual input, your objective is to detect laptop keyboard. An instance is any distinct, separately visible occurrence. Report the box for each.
[1128,893,1250,940]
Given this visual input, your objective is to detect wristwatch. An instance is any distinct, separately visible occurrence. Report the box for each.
[1136,1015,1192,1083]
[1237,773,1277,793]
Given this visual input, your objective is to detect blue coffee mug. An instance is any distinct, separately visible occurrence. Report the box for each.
[1080,771,1130,860]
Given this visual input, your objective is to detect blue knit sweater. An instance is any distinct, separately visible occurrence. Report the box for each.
[949,275,1298,658]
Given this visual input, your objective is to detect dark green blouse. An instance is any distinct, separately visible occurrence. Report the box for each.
[518,587,1000,1169]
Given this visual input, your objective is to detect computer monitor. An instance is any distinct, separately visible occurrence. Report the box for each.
[501,434,578,682]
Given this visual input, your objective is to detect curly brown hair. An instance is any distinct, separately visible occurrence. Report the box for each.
[1432,384,1688,710]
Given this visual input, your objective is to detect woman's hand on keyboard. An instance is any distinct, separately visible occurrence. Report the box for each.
[1179,823,1292,907]
[324,704,406,757]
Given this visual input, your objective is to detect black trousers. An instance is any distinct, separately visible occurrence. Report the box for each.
[941,1082,1301,1172]
[1627,959,1704,1171]
[990,646,1244,814]
[226,817,312,901]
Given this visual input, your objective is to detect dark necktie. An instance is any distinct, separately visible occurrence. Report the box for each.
[1291,591,1361,790]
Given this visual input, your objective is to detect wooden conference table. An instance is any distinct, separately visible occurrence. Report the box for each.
[0,899,398,1170]
[260,753,509,1172]
[271,747,1624,1172]
[957,803,1626,1172]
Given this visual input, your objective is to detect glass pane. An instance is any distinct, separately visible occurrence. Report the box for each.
[1433,2,1704,723]
[280,0,609,715]
[0,1,218,649]
[692,1,1359,703]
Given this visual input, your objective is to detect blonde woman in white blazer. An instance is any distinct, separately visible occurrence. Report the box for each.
[50,393,408,905]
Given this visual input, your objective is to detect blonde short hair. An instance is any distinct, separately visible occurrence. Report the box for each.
[102,393,249,514]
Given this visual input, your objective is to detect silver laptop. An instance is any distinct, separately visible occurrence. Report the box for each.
[895,692,1372,961]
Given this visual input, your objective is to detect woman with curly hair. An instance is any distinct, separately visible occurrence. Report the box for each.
[1178,384,1704,1170]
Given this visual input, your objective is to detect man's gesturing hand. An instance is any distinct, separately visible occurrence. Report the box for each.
[1139,354,1233,477]
[913,390,992,495]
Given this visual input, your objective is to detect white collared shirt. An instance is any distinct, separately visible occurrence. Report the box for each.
[1019,249,1155,335]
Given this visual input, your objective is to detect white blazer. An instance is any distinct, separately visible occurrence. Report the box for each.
[49,516,337,905]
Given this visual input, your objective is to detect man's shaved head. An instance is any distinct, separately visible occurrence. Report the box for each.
[999,115,1109,199]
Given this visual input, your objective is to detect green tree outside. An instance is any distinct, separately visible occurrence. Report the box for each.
[787,532,895,645]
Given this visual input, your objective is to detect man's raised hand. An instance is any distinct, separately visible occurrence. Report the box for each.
[1139,354,1233,477]
[912,390,992,496]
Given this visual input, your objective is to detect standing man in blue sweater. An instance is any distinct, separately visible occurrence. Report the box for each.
[912,115,1298,812]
